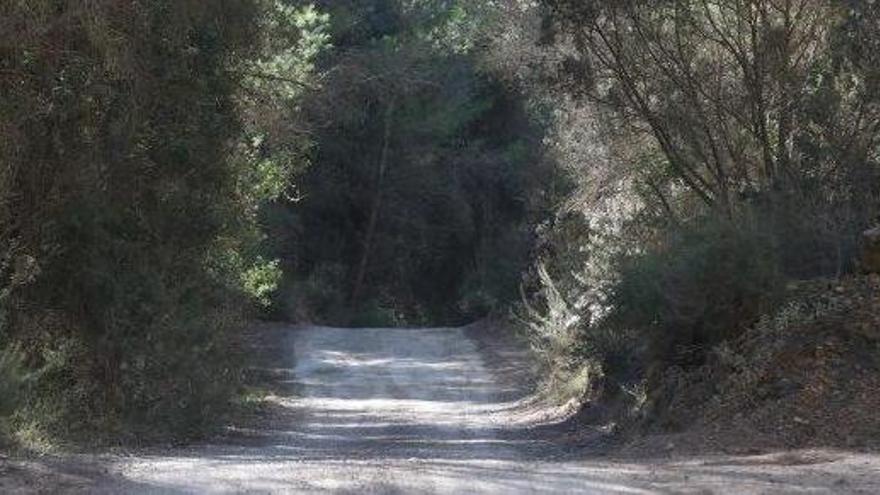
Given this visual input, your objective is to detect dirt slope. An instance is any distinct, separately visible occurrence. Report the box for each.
[3,325,880,493]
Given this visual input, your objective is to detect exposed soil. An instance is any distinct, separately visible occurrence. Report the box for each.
[616,275,880,456]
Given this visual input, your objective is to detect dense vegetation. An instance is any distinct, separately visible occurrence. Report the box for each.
[266,1,554,325]
[0,0,322,445]
[1,0,878,447]
[517,0,880,416]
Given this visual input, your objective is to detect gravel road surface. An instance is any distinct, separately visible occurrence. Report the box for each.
[6,325,879,494]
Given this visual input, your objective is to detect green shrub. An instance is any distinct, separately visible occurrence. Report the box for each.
[5,270,247,445]
[242,257,283,310]
[607,214,785,371]
[457,287,498,319]
[0,346,27,446]
[349,300,403,328]
[0,350,24,416]
[279,263,349,323]
[458,228,534,320]
[0,0,265,446]
[519,264,605,403]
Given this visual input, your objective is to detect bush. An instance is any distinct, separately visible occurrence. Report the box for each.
[349,300,404,328]
[242,258,283,310]
[0,346,27,446]
[0,0,264,446]
[519,264,607,404]
[457,228,534,320]
[607,213,785,373]
[279,263,348,323]
[4,272,247,445]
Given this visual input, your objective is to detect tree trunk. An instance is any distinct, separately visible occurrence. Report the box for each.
[350,102,394,309]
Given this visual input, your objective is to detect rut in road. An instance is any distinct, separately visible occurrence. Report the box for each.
[90,326,880,494]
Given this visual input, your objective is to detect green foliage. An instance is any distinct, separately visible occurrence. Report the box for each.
[458,227,533,318]
[0,349,24,417]
[2,0,872,447]
[280,263,348,322]
[269,1,549,325]
[250,3,331,99]
[243,258,284,309]
[491,0,880,429]
[349,300,405,328]
[518,260,630,405]
[607,215,785,371]
[0,0,323,445]
[0,346,27,445]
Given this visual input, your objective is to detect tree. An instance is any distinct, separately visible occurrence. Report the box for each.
[269,0,549,324]
[542,1,846,211]
[0,0,324,442]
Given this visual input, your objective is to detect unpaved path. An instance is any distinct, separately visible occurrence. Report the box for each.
[7,325,880,493]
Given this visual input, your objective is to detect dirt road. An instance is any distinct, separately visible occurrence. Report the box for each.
[9,325,880,493]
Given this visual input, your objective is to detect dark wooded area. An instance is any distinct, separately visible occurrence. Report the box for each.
[1,0,879,451]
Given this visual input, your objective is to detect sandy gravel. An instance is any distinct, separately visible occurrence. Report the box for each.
[4,325,880,493]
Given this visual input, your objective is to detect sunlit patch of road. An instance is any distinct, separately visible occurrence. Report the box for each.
[91,326,880,494]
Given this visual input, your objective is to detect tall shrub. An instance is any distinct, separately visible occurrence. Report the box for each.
[0,0,267,442]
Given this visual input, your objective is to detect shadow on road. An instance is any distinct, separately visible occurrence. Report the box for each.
[76,325,880,494]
